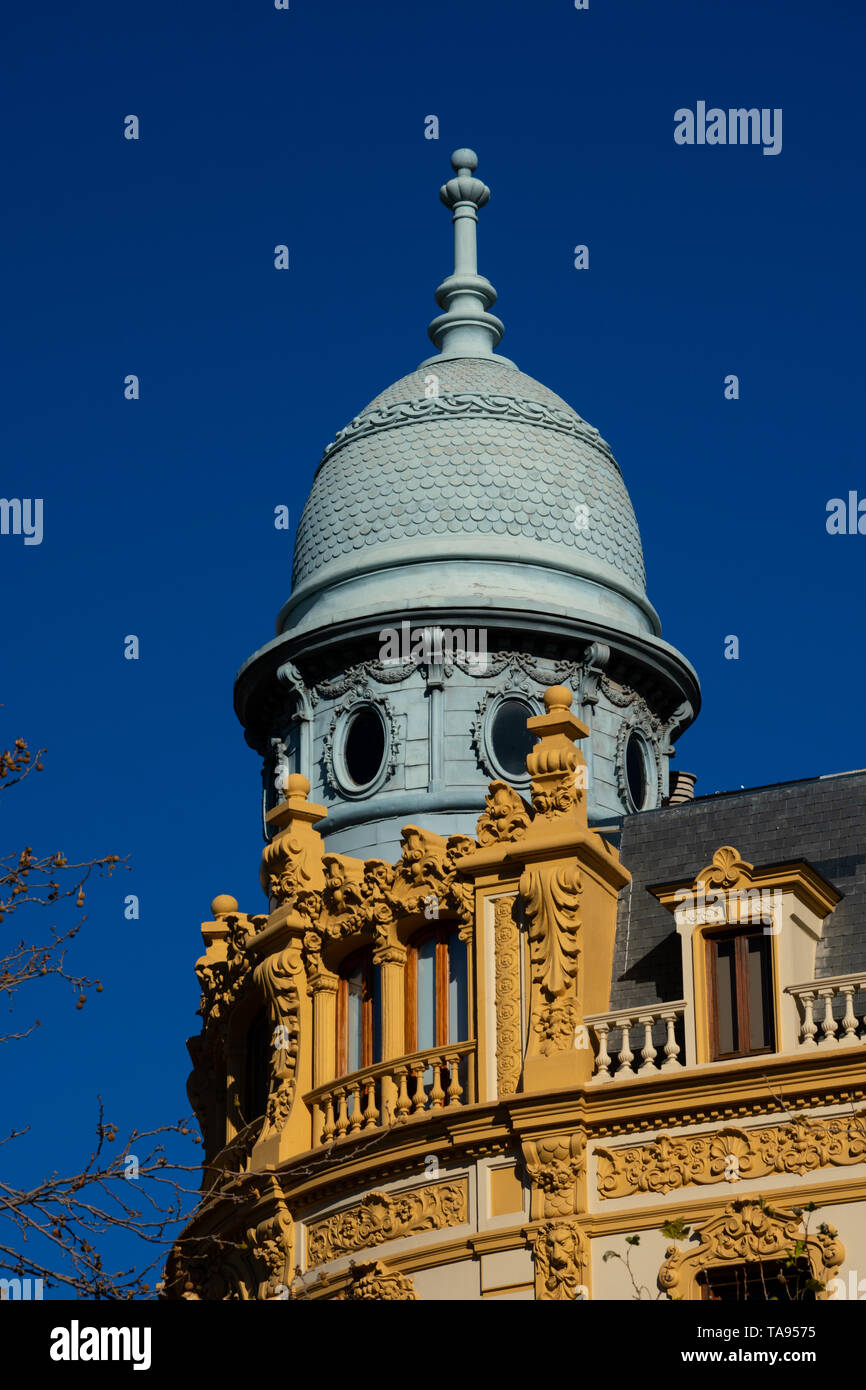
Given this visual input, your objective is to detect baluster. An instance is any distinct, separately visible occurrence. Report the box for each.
[839,984,858,1045]
[394,1066,411,1122]
[594,1022,612,1082]
[819,989,838,1046]
[660,1011,682,1070]
[445,1053,463,1106]
[335,1087,349,1137]
[429,1057,446,1108]
[322,1093,336,1144]
[638,1015,657,1072]
[615,1018,635,1078]
[362,1079,379,1128]
[799,991,818,1048]
[411,1063,427,1113]
[348,1081,362,1132]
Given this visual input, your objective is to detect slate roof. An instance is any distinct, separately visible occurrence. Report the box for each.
[609,769,866,1010]
[292,357,646,592]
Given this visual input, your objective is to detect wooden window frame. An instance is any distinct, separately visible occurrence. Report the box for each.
[336,948,377,1076]
[705,925,775,1062]
[405,923,464,1053]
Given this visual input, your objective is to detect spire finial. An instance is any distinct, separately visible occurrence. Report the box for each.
[425,148,507,362]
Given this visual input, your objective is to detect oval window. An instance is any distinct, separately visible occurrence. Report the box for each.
[625,731,650,810]
[490,698,536,779]
[343,707,386,788]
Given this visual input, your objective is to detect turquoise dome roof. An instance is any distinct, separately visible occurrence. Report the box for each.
[292,357,646,598]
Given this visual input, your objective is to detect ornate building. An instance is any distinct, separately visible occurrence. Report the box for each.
[166,151,866,1302]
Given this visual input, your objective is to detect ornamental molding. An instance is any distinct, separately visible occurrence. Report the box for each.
[306,1179,468,1267]
[596,1112,866,1200]
[476,781,532,847]
[337,1260,418,1301]
[321,691,400,800]
[254,948,304,1137]
[532,1219,589,1301]
[610,689,665,811]
[524,1133,586,1218]
[167,1177,293,1301]
[493,896,522,1097]
[295,824,477,969]
[318,392,614,469]
[521,862,582,1055]
[471,686,538,784]
[657,1199,844,1301]
[312,660,417,705]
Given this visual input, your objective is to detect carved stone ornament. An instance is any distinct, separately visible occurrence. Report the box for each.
[493,896,522,1096]
[337,1259,418,1301]
[521,862,582,1054]
[320,392,611,466]
[476,780,532,846]
[524,1132,586,1218]
[167,1177,293,1301]
[297,824,477,969]
[657,1200,845,1301]
[597,1112,866,1199]
[307,1180,468,1267]
[532,1219,589,1301]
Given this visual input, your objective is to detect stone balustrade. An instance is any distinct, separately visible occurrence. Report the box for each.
[305,1040,475,1147]
[584,1002,687,1082]
[787,974,866,1048]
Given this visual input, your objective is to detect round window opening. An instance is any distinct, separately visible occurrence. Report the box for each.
[343,707,386,788]
[625,731,651,811]
[490,698,536,780]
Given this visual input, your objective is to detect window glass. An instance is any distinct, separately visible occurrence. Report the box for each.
[747,935,772,1050]
[346,963,364,1074]
[344,707,386,787]
[714,939,738,1055]
[416,936,436,1051]
[491,699,535,778]
[625,731,648,809]
[448,933,468,1044]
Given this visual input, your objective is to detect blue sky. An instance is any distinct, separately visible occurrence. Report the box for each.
[2,0,864,1289]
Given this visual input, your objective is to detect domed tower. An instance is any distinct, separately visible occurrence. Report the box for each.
[235,149,699,858]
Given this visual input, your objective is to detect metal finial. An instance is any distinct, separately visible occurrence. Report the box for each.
[425,148,506,362]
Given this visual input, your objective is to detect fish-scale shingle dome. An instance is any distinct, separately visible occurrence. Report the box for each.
[292,358,647,599]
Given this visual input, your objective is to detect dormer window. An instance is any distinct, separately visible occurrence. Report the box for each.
[706,925,775,1060]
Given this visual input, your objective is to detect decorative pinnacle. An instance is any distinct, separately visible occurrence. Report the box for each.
[426,148,505,361]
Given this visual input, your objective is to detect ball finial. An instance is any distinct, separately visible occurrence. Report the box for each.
[285,773,311,799]
[544,685,573,713]
[451,147,478,173]
[211,894,238,918]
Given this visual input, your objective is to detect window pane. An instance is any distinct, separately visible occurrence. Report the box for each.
[371,967,381,1064]
[448,933,468,1043]
[416,937,436,1051]
[346,965,364,1073]
[714,940,738,1054]
[747,935,772,1050]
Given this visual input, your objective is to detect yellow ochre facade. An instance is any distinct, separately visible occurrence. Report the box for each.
[166,686,866,1302]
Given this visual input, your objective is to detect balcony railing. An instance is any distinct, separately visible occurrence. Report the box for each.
[787,973,866,1048]
[304,1040,475,1148]
[584,1003,687,1082]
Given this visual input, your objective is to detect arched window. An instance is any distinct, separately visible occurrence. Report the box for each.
[337,949,381,1075]
[405,924,468,1053]
[244,1008,271,1126]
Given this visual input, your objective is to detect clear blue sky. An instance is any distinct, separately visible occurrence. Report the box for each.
[3,0,864,1289]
